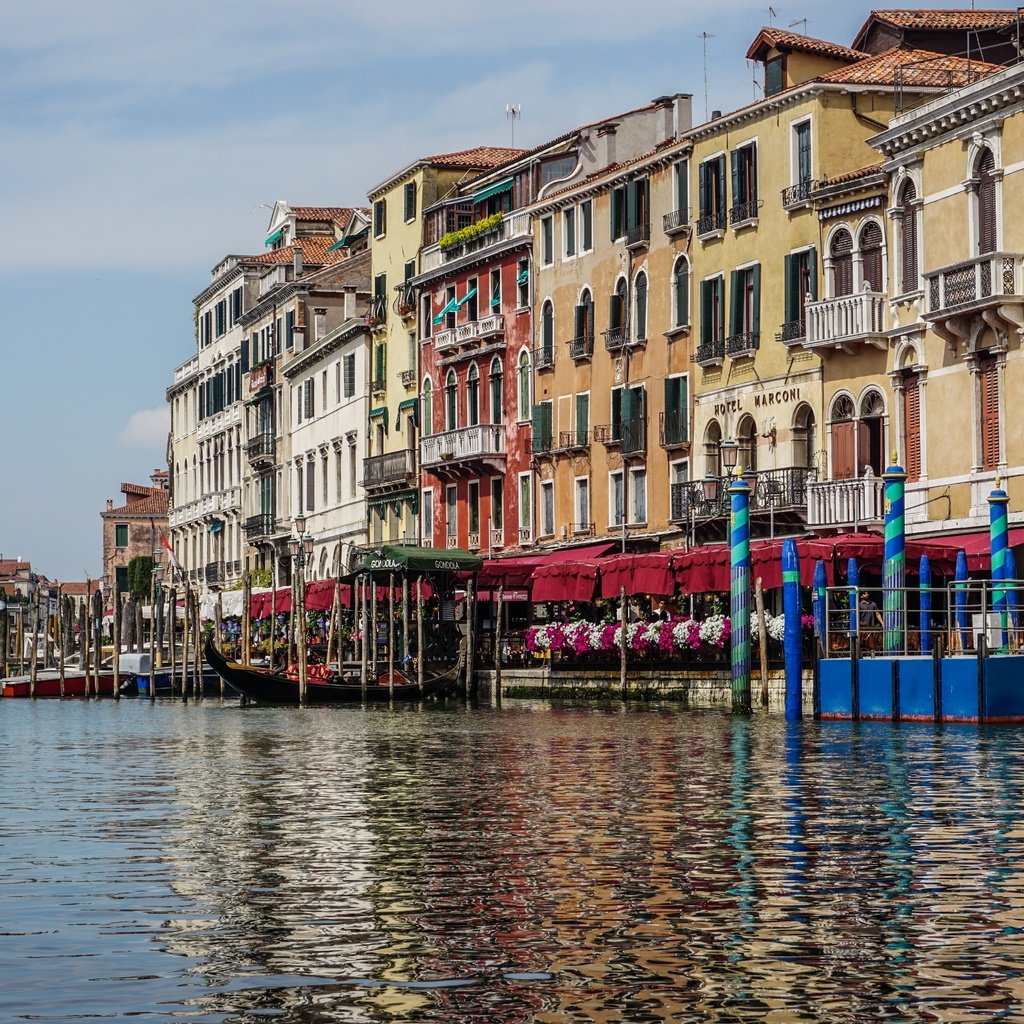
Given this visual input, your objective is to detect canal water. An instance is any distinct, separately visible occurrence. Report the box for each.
[2,698,1023,1023]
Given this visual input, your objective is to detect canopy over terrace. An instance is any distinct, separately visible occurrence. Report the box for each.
[360,544,482,575]
[478,541,616,588]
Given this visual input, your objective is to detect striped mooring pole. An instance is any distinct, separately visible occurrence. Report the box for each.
[989,477,1009,652]
[782,538,802,720]
[883,456,907,655]
[730,468,752,713]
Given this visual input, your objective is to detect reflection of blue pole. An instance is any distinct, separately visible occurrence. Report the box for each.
[919,555,932,655]
[989,479,1009,652]
[813,559,827,651]
[847,557,859,638]
[954,550,969,652]
[883,459,908,654]
[783,539,802,720]
[1007,549,1018,648]
[730,472,752,713]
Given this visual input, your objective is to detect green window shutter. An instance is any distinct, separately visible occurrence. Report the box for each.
[676,162,689,215]
[807,246,818,300]
[240,339,249,373]
[610,187,624,239]
[636,274,647,339]
[576,393,589,437]
[701,279,711,345]
[582,201,592,249]
[751,264,761,336]
[716,277,725,337]
[664,377,678,417]
[698,162,708,218]
[784,254,795,323]
[729,269,741,337]
[730,150,740,209]
[609,291,623,332]
[749,145,758,203]
[716,157,726,215]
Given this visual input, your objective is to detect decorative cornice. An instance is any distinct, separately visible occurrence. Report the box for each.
[282,319,368,379]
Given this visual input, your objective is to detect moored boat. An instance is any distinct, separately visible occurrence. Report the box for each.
[2,669,125,698]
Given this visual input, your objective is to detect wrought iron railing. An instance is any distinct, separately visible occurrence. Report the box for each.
[603,327,627,352]
[696,210,726,235]
[534,345,555,370]
[729,199,760,224]
[625,222,650,248]
[362,448,415,489]
[776,319,806,344]
[782,179,816,208]
[725,330,760,357]
[659,410,688,448]
[663,208,691,236]
[695,337,725,364]
[246,433,275,462]
[244,513,276,539]
[569,333,594,360]
[559,429,589,450]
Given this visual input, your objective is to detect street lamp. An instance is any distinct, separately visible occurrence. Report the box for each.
[720,437,739,473]
[288,514,314,704]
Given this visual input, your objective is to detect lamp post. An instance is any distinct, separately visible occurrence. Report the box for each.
[149,558,164,701]
[288,514,314,704]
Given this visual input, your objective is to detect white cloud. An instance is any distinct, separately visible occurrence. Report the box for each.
[119,406,169,449]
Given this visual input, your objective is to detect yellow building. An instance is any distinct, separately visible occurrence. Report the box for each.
[364,147,521,546]
[870,59,1024,544]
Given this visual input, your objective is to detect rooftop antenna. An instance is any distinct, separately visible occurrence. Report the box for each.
[768,6,777,24]
[748,58,762,99]
[506,104,521,147]
[789,18,808,34]
[699,32,715,121]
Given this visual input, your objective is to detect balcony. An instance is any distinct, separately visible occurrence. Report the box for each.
[432,327,458,352]
[594,417,646,456]
[726,330,759,358]
[663,208,691,238]
[805,290,887,350]
[362,448,416,491]
[776,319,806,345]
[559,429,589,451]
[244,513,276,540]
[625,222,650,250]
[477,313,504,338]
[659,411,688,449]
[367,296,387,329]
[924,252,1024,344]
[534,344,555,370]
[468,531,481,550]
[696,211,726,237]
[670,467,815,523]
[420,424,506,474]
[807,472,885,530]
[446,534,460,549]
[518,526,533,546]
[247,433,275,466]
[204,561,222,585]
[695,337,725,366]
[729,199,760,227]
[569,333,594,360]
[490,527,504,549]
[603,327,628,352]
[370,376,386,395]
[782,179,816,209]
[528,433,554,458]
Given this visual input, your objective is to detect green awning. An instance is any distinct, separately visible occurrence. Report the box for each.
[360,544,483,575]
[396,398,419,429]
[326,238,348,252]
[433,298,458,324]
[455,286,478,309]
[209,520,223,534]
[473,177,514,203]
[264,228,283,248]
[517,268,529,285]
[369,406,388,421]
[490,294,501,307]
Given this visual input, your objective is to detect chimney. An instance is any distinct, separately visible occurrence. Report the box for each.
[711,110,722,121]
[293,244,304,277]
[597,125,617,168]
[106,499,113,512]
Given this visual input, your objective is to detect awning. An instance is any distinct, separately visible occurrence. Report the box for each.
[473,177,514,203]
[360,544,482,574]
[478,540,617,587]
[209,520,223,534]
[517,268,529,285]
[264,228,283,247]
[913,528,1024,572]
[455,286,478,308]
[327,238,348,253]
[531,562,600,602]
[368,407,388,434]
[433,297,458,324]
[599,552,675,599]
[396,397,419,429]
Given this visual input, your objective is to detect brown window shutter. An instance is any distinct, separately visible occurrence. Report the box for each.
[831,420,856,479]
[979,356,1000,471]
[830,230,854,297]
[901,184,918,294]
[978,150,997,256]
[902,373,921,483]
[860,222,883,292]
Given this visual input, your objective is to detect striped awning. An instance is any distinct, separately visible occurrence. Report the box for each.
[819,196,883,220]
[264,228,283,247]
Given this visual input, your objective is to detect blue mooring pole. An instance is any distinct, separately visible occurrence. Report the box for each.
[812,559,827,650]
[847,557,859,641]
[954,550,969,652]
[919,554,932,655]
[783,538,802,720]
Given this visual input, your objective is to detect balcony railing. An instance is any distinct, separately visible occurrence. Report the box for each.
[924,252,1024,318]
[696,211,727,236]
[569,333,594,360]
[446,534,460,549]
[370,376,386,394]
[663,208,691,237]
[477,313,504,338]
[559,429,589,450]
[570,522,594,536]
[518,526,533,546]
[362,448,416,490]
[490,527,504,548]
[729,199,760,225]
[594,418,646,455]
[246,433,275,464]
[805,290,887,348]
[625,222,650,249]
[807,473,885,530]
[776,319,806,344]
[695,337,725,365]
[420,424,506,469]
[603,327,628,352]
[468,531,481,550]
[726,330,760,357]
[204,561,222,585]
[659,411,688,449]
[670,467,815,522]
[244,513,276,539]
[782,179,816,208]
[534,345,555,370]
[529,433,553,457]
[433,327,458,352]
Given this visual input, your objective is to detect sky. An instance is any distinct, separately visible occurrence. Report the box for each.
[1,0,1019,583]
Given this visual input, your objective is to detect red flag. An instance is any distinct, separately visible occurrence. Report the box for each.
[160,530,183,574]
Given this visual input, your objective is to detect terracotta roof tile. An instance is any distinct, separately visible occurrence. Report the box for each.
[864,9,1019,32]
[747,26,868,63]
[423,146,525,169]
[0,559,30,577]
[817,45,1002,86]
[820,162,885,187]
[250,236,346,266]
[106,486,169,517]
[291,206,360,224]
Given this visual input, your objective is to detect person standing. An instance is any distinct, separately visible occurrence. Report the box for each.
[858,591,883,651]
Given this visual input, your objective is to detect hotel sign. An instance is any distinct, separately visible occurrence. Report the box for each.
[713,386,802,418]
[249,363,273,394]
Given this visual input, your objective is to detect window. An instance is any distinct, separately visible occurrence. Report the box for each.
[728,264,761,352]
[322,451,329,508]
[829,395,857,480]
[306,460,315,513]
[489,268,501,310]
[575,391,589,446]
[404,259,416,283]
[860,222,884,292]
[343,353,356,398]
[829,392,886,480]
[466,276,479,321]
[898,181,919,295]
[609,470,624,527]
[573,290,594,356]
[977,149,997,256]
[422,488,434,546]
[699,275,725,358]
[630,469,647,525]
[468,481,480,535]
[664,375,688,446]
[673,159,689,219]
[860,391,885,477]
[517,259,530,307]
[115,524,128,548]
[541,216,554,265]
[633,271,648,342]
[445,370,458,430]
[421,378,433,435]
[540,300,554,361]
[730,143,758,222]
[901,370,922,483]
[673,257,690,327]
[373,343,386,389]
[373,199,386,237]
[794,120,812,186]
[783,248,817,340]
[489,357,503,424]
[829,229,854,297]
[564,206,576,258]
[517,350,531,420]
[304,378,315,419]
[574,476,590,529]
[467,363,480,427]
[540,481,554,537]
[404,181,417,222]
[608,277,627,341]
[581,199,593,252]
[614,177,649,244]
[373,273,387,322]
[611,185,626,240]
[698,155,726,234]
[519,472,533,539]
[540,154,576,187]
[765,55,784,97]
[445,485,457,540]
[532,400,553,453]
[979,353,1000,472]
[491,477,504,530]
[230,286,243,325]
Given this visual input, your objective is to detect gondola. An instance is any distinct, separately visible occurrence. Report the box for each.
[204,639,462,706]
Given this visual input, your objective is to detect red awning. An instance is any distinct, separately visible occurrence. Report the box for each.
[251,587,291,617]
[530,561,600,602]
[478,540,616,587]
[673,539,837,593]
[599,552,675,598]
[931,528,1024,571]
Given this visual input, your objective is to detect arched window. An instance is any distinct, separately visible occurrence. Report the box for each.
[467,363,480,427]
[541,300,554,360]
[489,357,503,425]
[859,221,884,292]
[792,404,816,472]
[673,257,690,327]
[830,228,854,297]
[575,288,594,352]
[517,349,531,421]
[421,377,433,436]
[609,277,628,341]
[445,370,457,431]
[829,395,856,480]
[900,363,922,483]
[899,181,918,294]
[634,270,648,341]
[704,420,723,478]
[736,414,758,474]
[860,390,886,477]
[977,148,997,256]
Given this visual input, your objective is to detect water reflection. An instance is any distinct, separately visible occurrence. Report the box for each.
[1,701,1024,1021]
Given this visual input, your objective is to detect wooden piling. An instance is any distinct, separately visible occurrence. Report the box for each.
[167,586,177,696]
[465,578,476,700]
[112,580,121,702]
[215,591,224,699]
[181,582,190,704]
[57,586,66,699]
[29,585,39,698]
[619,585,628,701]
[242,571,251,665]
[360,576,368,700]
